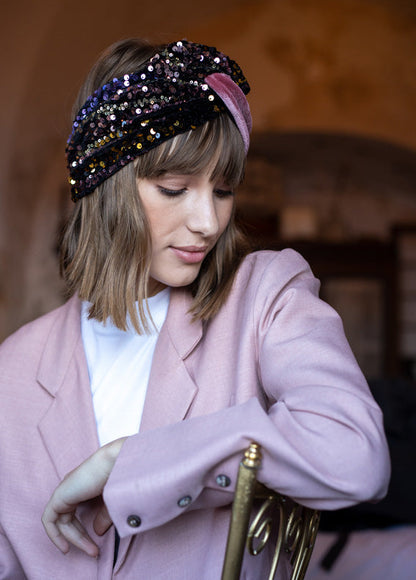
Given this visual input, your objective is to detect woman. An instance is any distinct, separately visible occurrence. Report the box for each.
[0,38,390,579]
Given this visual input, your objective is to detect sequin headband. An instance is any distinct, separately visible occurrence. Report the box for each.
[66,40,252,201]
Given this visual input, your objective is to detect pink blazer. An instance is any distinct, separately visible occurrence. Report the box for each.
[0,250,390,579]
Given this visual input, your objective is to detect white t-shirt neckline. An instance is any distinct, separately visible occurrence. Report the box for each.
[81,288,170,445]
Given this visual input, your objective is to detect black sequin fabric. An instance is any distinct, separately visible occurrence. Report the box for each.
[66,40,250,201]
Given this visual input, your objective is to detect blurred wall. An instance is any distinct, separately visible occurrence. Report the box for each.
[1,0,416,340]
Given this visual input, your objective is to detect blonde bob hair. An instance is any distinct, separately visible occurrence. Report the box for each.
[60,39,250,333]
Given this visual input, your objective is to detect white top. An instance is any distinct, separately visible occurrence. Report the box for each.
[81,288,170,445]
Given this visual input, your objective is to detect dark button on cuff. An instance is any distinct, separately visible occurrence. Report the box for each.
[177,495,192,508]
[216,474,231,488]
[127,515,141,528]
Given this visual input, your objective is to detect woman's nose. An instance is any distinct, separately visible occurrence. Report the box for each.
[187,193,219,237]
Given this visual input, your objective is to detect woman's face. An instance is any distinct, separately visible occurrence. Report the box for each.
[137,170,235,294]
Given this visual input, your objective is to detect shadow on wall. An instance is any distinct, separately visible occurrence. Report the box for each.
[238,131,416,242]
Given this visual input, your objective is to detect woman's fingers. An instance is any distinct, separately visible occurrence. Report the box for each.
[42,510,99,557]
[42,488,99,557]
[42,438,127,554]
[41,518,70,554]
[41,499,70,553]
[56,515,99,557]
[94,503,113,536]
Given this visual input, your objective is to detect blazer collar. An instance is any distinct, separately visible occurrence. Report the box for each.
[139,287,204,432]
[37,295,84,395]
[164,287,203,358]
[37,295,99,479]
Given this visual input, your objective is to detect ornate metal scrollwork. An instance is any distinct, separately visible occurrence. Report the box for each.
[247,489,320,580]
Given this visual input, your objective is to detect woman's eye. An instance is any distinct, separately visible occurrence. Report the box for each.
[158,186,187,197]
[214,188,234,199]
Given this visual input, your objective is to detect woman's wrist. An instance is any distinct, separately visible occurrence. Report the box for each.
[101,437,128,470]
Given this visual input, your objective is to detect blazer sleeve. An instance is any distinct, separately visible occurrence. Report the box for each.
[103,250,391,538]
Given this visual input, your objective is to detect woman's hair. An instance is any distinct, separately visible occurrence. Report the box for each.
[60,39,250,333]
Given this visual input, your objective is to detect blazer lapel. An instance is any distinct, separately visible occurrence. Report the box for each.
[139,287,203,432]
[37,296,99,479]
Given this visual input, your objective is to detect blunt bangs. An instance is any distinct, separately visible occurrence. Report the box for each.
[134,114,246,188]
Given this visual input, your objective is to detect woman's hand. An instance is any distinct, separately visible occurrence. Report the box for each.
[42,437,127,557]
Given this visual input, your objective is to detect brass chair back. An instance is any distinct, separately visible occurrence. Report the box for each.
[222,443,320,580]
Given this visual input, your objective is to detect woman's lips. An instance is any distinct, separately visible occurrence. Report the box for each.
[170,246,208,264]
